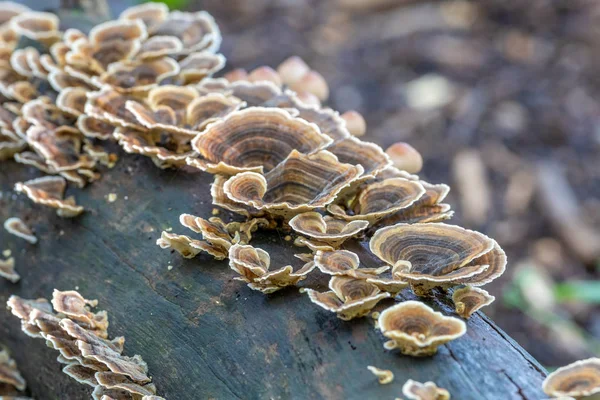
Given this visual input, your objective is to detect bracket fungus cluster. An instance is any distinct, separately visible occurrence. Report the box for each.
[542,358,600,399]
[6,290,163,400]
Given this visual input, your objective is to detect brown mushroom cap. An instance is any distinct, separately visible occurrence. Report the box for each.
[0,2,30,25]
[51,289,108,332]
[314,249,388,278]
[223,150,363,219]
[229,80,281,106]
[178,52,226,84]
[305,276,391,320]
[10,11,60,44]
[385,142,424,174]
[85,87,141,128]
[119,3,169,30]
[378,301,466,356]
[3,217,36,244]
[192,107,333,174]
[369,223,504,295]
[94,57,180,94]
[56,87,88,117]
[0,349,26,391]
[14,176,84,217]
[210,174,265,218]
[402,379,451,400]
[288,212,368,247]
[156,231,226,260]
[137,35,183,60]
[326,136,391,179]
[452,286,495,319]
[542,358,600,398]
[148,10,221,54]
[328,177,426,224]
[0,257,19,282]
[95,372,157,396]
[340,110,366,137]
[62,364,100,387]
[89,19,148,44]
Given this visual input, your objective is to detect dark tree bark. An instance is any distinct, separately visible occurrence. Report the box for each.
[0,156,547,400]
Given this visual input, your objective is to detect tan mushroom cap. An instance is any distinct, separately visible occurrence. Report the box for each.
[229,80,281,106]
[378,301,466,356]
[56,87,88,117]
[367,366,394,385]
[137,35,183,59]
[0,2,30,24]
[14,176,84,217]
[370,223,504,295]
[156,231,226,260]
[0,129,26,160]
[51,289,108,333]
[85,87,141,128]
[149,10,222,54]
[10,48,35,77]
[365,263,410,295]
[293,236,335,252]
[22,98,77,130]
[211,174,265,218]
[68,37,141,73]
[288,212,368,248]
[178,52,226,84]
[10,11,60,44]
[542,358,600,398]
[95,57,180,94]
[326,136,391,179]
[27,125,96,172]
[305,276,391,320]
[263,90,350,142]
[328,177,426,224]
[314,250,389,278]
[0,257,19,282]
[229,244,315,293]
[48,70,97,92]
[95,372,157,396]
[340,110,366,137]
[192,107,333,174]
[62,364,99,387]
[402,379,451,400]
[277,56,310,86]
[0,350,26,391]
[3,217,36,244]
[119,2,169,30]
[224,150,363,219]
[89,19,148,44]
[77,116,114,140]
[452,286,495,319]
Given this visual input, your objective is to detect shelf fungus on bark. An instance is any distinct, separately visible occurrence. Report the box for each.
[224,150,363,219]
[288,212,368,248]
[137,35,183,60]
[0,256,18,283]
[0,128,26,160]
[85,87,141,129]
[147,11,222,55]
[10,11,60,46]
[178,52,226,84]
[452,286,495,319]
[314,249,389,278]
[3,217,36,244]
[0,350,26,392]
[365,263,410,295]
[93,57,180,94]
[328,177,426,225]
[118,2,169,31]
[228,80,282,107]
[156,231,227,260]
[192,107,333,174]
[542,358,600,398]
[377,301,466,356]
[6,296,52,338]
[228,244,316,293]
[367,366,394,385]
[401,379,451,400]
[304,276,391,320]
[211,174,265,218]
[14,176,84,217]
[326,136,391,180]
[370,223,506,296]
[51,290,108,335]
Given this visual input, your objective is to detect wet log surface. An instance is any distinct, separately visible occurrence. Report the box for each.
[1,155,547,400]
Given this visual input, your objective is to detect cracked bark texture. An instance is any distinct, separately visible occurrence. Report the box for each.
[0,156,547,400]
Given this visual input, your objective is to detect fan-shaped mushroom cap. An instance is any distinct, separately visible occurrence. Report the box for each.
[230,80,281,106]
[119,2,169,30]
[452,286,495,319]
[10,11,60,44]
[95,372,157,396]
[289,212,368,248]
[85,87,140,128]
[14,176,84,217]
[156,231,226,260]
[0,256,18,282]
[277,56,310,86]
[137,35,183,60]
[62,364,99,387]
[192,107,332,174]
[263,91,350,142]
[51,289,108,333]
[56,87,88,117]
[402,379,451,400]
[150,11,221,54]
[94,57,179,94]
[211,174,265,218]
[48,70,97,92]
[89,19,147,44]
[289,70,329,101]
[326,136,391,179]
[3,217,36,244]
[367,366,394,385]
[77,116,114,140]
[224,150,363,219]
[370,223,502,293]
[229,244,315,293]
[305,276,391,320]
[68,37,141,73]
[365,263,410,295]
[6,296,53,338]
[0,2,30,24]
[26,125,95,172]
[0,350,26,391]
[378,301,466,356]
[542,358,600,398]
[314,250,389,278]
[10,48,35,77]
[328,177,426,224]
[178,52,226,84]
[0,129,26,160]
[22,98,77,130]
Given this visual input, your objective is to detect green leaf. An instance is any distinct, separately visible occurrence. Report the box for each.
[554,281,600,304]
[141,0,190,11]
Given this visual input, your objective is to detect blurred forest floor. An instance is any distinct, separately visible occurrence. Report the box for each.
[186,0,600,368]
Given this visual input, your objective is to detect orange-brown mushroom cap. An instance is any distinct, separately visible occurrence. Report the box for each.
[0,349,26,391]
[378,301,466,356]
[452,286,495,319]
[288,212,368,248]
[402,379,451,400]
[14,176,84,217]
